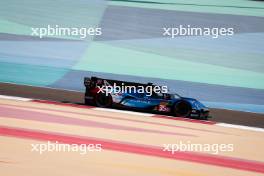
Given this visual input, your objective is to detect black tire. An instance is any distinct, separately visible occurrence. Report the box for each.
[198,113,209,120]
[95,93,112,108]
[199,116,208,120]
[84,98,90,105]
[173,101,192,118]
[84,98,89,105]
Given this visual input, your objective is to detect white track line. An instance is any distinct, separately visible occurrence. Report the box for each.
[93,107,154,117]
[216,123,264,132]
[0,95,32,101]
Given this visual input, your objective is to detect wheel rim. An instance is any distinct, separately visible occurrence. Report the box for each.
[174,101,191,117]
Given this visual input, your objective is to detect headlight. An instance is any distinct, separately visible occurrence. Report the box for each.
[191,109,197,113]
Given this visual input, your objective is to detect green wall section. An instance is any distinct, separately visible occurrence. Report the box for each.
[0,0,107,40]
[110,0,264,17]
[74,42,264,90]
[101,33,264,74]
[0,19,32,36]
[0,18,92,40]
[0,62,68,86]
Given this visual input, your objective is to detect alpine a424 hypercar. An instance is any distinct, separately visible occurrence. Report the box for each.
[84,77,210,120]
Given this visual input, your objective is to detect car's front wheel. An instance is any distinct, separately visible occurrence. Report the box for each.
[173,101,191,118]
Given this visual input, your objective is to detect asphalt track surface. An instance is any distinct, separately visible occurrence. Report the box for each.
[1,96,264,176]
[1,82,264,128]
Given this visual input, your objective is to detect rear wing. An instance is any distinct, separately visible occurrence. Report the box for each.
[84,77,154,88]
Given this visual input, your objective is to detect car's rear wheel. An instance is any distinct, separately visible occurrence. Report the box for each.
[173,101,191,117]
[95,93,112,108]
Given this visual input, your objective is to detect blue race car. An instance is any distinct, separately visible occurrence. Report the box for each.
[84,77,210,120]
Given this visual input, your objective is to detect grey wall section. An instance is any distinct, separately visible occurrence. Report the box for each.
[95,5,264,41]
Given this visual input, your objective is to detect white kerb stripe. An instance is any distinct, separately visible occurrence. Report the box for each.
[216,123,264,132]
[94,107,154,116]
[0,95,32,101]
